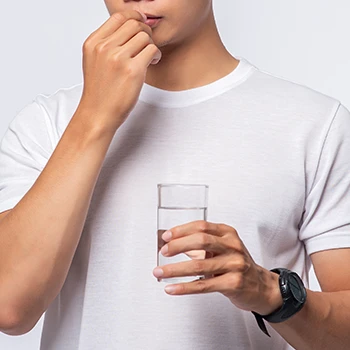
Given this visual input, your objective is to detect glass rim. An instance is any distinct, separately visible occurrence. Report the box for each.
[157,183,209,188]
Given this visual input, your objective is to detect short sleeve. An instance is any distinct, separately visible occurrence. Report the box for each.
[0,100,53,213]
[299,103,350,255]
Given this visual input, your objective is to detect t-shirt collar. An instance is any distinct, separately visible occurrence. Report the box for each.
[138,57,256,108]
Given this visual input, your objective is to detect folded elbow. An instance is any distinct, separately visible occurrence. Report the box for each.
[0,307,36,336]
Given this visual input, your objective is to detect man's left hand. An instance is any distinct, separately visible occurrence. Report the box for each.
[153,220,282,315]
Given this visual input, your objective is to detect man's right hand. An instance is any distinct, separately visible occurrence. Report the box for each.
[77,10,162,135]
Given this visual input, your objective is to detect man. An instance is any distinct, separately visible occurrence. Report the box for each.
[0,1,349,349]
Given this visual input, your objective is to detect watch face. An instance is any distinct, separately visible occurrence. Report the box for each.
[289,274,306,303]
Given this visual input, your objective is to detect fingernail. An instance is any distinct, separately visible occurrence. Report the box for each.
[162,230,172,241]
[160,244,168,256]
[151,53,162,65]
[153,267,164,278]
[151,58,160,65]
[165,285,177,294]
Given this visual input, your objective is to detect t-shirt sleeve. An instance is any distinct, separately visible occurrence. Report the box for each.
[0,100,53,213]
[299,103,350,255]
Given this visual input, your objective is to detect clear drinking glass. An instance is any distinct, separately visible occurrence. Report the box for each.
[157,184,209,283]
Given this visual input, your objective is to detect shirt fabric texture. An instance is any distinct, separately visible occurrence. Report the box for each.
[0,57,349,350]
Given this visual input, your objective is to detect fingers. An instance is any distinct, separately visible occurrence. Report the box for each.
[97,20,157,62]
[164,273,240,296]
[156,254,245,279]
[133,43,162,66]
[157,255,227,278]
[123,31,156,59]
[165,221,235,242]
[104,18,153,48]
[92,13,161,67]
[161,233,227,257]
[185,250,206,260]
[83,10,162,69]
[88,10,147,41]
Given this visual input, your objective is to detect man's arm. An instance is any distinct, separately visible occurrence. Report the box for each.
[0,111,114,336]
[270,248,350,350]
[0,9,161,336]
[152,221,350,349]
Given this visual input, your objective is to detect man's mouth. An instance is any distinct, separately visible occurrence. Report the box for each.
[144,14,163,27]
[144,13,162,19]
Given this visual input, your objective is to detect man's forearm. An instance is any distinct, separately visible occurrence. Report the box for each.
[271,289,350,349]
[0,107,114,335]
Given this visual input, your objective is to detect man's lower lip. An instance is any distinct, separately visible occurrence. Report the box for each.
[145,18,162,27]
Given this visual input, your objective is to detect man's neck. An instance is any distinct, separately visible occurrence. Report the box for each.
[145,12,239,92]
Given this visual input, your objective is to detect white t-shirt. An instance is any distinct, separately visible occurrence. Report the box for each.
[0,57,349,350]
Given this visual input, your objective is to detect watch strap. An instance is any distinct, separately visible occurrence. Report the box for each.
[252,268,307,337]
[264,268,306,323]
[252,311,271,337]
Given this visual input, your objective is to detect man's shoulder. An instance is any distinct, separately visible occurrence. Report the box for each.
[33,82,84,134]
[34,82,84,111]
[248,66,340,112]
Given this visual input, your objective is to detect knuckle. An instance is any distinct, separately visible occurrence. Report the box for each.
[122,64,142,79]
[238,257,251,273]
[227,273,244,290]
[232,227,238,235]
[197,220,209,232]
[137,30,151,43]
[225,259,237,272]
[83,37,94,53]
[218,223,229,233]
[226,257,249,273]
[124,64,140,77]
[146,43,158,53]
[130,18,143,29]
[166,265,175,277]
[177,284,186,294]
[95,41,108,54]
[126,18,143,33]
[196,280,209,293]
[226,239,244,254]
[142,25,152,37]
[220,224,237,237]
[192,260,205,275]
[111,12,125,22]
[199,234,211,249]
[235,242,245,255]
[109,51,127,67]
[229,228,239,238]
[110,50,122,62]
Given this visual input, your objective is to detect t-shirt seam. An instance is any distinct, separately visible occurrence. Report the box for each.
[253,68,340,103]
[0,197,23,213]
[5,115,46,167]
[33,98,56,153]
[305,231,350,253]
[139,65,257,109]
[306,101,342,197]
[35,82,83,99]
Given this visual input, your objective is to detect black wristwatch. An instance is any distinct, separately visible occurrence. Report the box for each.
[252,268,307,337]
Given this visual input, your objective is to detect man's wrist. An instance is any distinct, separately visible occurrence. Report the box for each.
[252,268,308,337]
[253,268,283,315]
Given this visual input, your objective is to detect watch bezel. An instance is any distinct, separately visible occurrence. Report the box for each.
[252,268,307,337]
[263,268,307,323]
[288,272,307,304]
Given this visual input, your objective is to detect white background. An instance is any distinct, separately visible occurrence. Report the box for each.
[0,0,349,349]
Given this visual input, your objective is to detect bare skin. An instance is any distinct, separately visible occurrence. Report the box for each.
[1,1,349,349]
[104,0,240,91]
[0,9,161,335]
